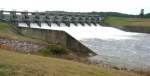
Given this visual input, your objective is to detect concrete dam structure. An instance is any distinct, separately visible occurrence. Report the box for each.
[0,10,101,56]
[0,10,102,27]
[18,27,96,56]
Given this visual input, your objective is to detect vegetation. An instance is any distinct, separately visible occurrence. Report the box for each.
[39,45,67,56]
[0,49,142,76]
[144,13,150,18]
[0,22,12,30]
[103,16,150,27]
[91,12,136,18]
[90,11,150,18]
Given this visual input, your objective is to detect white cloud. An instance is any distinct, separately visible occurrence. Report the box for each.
[0,0,150,14]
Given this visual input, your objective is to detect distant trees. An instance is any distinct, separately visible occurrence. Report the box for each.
[144,13,150,18]
[90,12,136,18]
[90,9,150,18]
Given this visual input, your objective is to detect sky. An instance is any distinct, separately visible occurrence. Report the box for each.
[0,0,150,15]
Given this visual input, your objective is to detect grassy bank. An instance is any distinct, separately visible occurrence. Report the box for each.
[0,22,12,30]
[0,49,141,76]
[103,16,150,27]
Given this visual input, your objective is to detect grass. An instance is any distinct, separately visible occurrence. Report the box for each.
[0,22,12,30]
[103,16,150,27]
[0,49,142,76]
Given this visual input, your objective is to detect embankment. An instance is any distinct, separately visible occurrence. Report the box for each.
[102,16,150,33]
[115,25,150,34]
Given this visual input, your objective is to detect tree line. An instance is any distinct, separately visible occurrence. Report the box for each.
[90,11,150,18]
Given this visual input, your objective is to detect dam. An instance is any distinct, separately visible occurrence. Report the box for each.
[0,10,102,27]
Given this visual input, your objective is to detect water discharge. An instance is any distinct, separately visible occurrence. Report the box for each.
[19,23,139,40]
[19,23,150,69]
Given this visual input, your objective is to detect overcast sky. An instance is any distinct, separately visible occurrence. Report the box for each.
[0,0,150,15]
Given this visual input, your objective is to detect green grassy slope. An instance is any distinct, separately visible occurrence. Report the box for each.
[0,49,141,76]
[103,16,150,27]
[0,22,12,29]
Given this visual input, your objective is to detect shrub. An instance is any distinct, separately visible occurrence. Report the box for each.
[39,45,67,56]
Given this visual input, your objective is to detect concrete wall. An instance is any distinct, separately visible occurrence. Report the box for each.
[18,27,95,56]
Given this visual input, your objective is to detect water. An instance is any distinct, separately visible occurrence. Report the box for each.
[19,23,139,40]
[19,23,150,69]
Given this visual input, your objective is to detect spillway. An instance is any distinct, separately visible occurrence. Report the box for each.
[19,23,139,40]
